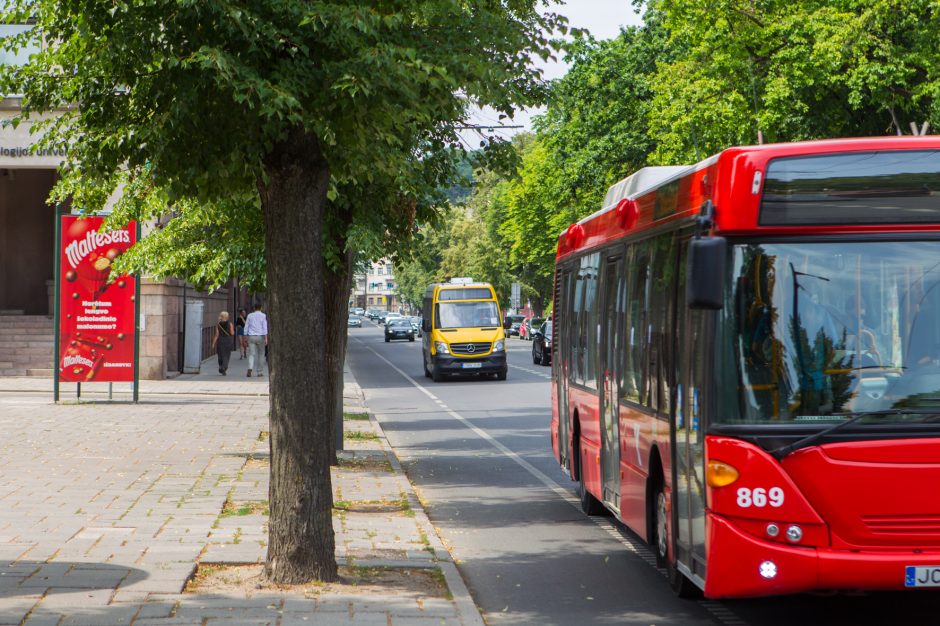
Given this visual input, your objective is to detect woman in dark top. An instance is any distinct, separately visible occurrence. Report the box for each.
[212,311,235,375]
[235,308,248,359]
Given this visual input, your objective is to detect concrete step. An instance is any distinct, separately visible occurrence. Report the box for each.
[0,330,55,338]
[0,368,27,376]
[0,319,54,327]
[25,368,53,377]
[0,339,54,348]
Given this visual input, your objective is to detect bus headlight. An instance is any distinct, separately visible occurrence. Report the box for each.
[435,341,450,355]
[493,340,505,352]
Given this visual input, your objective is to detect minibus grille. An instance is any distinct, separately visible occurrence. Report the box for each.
[451,342,491,355]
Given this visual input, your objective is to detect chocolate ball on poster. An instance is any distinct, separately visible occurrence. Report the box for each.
[117,280,126,288]
[70,340,76,347]
[72,292,80,299]
[117,332,125,340]
[105,248,121,261]
[130,295,135,302]
[66,314,72,319]
[66,217,91,240]
[65,270,77,282]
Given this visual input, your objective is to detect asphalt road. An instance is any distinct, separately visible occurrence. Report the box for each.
[346,322,940,626]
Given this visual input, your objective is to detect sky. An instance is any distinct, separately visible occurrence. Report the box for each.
[463,1,645,144]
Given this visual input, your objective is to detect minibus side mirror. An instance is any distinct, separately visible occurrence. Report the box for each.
[422,319,432,333]
[503,316,513,329]
[687,236,726,310]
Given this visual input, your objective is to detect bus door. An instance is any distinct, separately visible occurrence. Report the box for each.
[673,241,708,584]
[556,268,573,471]
[600,253,624,510]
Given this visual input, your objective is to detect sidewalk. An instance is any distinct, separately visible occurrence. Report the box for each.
[0,356,483,625]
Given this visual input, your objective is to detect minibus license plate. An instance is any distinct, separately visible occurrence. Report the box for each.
[905,566,940,587]
[462,363,482,369]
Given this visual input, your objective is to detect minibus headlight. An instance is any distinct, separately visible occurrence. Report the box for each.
[706,459,740,487]
[434,341,450,355]
[493,340,505,352]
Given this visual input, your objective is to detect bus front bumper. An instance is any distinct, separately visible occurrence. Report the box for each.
[433,353,506,375]
[705,513,940,598]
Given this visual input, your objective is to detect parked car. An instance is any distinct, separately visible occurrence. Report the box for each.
[379,311,403,325]
[354,307,365,316]
[408,316,423,337]
[505,314,525,336]
[532,319,552,366]
[521,316,544,340]
[347,314,362,328]
[384,318,415,342]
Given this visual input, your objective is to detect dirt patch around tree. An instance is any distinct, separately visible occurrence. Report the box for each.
[186,563,450,600]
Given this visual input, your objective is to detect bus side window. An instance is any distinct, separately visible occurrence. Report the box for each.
[649,233,677,415]
[582,253,601,389]
[570,262,585,385]
[623,240,651,404]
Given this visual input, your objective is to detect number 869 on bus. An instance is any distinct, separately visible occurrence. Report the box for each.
[736,487,785,508]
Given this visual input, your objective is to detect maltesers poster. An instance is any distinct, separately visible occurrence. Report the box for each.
[57,216,137,383]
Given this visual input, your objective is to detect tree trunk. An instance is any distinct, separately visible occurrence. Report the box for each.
[259,130,338,584]
[324,213,354,466]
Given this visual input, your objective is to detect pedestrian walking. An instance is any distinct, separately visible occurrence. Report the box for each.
[235,308,248,359]
[211,311,235,375]
[244,303,268,377]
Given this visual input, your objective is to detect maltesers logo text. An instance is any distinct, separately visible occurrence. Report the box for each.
[65,230,131,269]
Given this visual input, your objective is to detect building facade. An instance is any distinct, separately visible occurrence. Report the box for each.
[351,259,399,312]
[0,98,234,378]
[0,22,243,379]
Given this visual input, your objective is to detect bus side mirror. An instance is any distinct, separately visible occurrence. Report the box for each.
[503,316,512,329]
[422,319,431,333]
[687,236,726,310]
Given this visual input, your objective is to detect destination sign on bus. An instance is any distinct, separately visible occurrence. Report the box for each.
[759,150,940,225]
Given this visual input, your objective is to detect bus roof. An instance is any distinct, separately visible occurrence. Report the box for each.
[556,136,940,261]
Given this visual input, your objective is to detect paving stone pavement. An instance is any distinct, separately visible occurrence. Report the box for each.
[0,357,483,626]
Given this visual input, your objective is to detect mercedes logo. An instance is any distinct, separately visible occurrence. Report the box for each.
[466,344,476,353]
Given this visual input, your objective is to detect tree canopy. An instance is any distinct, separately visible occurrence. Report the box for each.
[0,0,565,584]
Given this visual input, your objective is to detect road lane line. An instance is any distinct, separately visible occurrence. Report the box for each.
[353,337,749,626]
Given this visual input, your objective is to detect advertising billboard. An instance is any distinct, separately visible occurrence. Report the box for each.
[57,216,137,383]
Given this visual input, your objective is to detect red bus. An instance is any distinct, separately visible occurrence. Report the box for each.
[550,137,940,598]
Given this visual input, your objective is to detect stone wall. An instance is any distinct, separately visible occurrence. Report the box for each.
[139,278,231,379]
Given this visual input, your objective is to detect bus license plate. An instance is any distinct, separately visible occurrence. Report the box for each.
[905,566,940,587]
[462,363,482,369]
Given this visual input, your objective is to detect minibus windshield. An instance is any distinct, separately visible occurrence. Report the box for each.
[436,301,500,329]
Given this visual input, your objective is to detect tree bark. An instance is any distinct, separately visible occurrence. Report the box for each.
[259,130,338,584]
[324,212,354,466]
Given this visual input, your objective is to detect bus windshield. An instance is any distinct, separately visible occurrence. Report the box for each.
[436,301,500,329]
[717,241,940,425]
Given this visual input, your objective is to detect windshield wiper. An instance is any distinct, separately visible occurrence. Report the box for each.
[771,409,940,460]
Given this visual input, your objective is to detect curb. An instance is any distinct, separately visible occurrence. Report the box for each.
[343,366,485,626]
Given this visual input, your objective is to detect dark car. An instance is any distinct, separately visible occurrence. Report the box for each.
[347,314,362,328]
[385,318,415,342]
[532,320,552,366]
[505,314,525,336]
